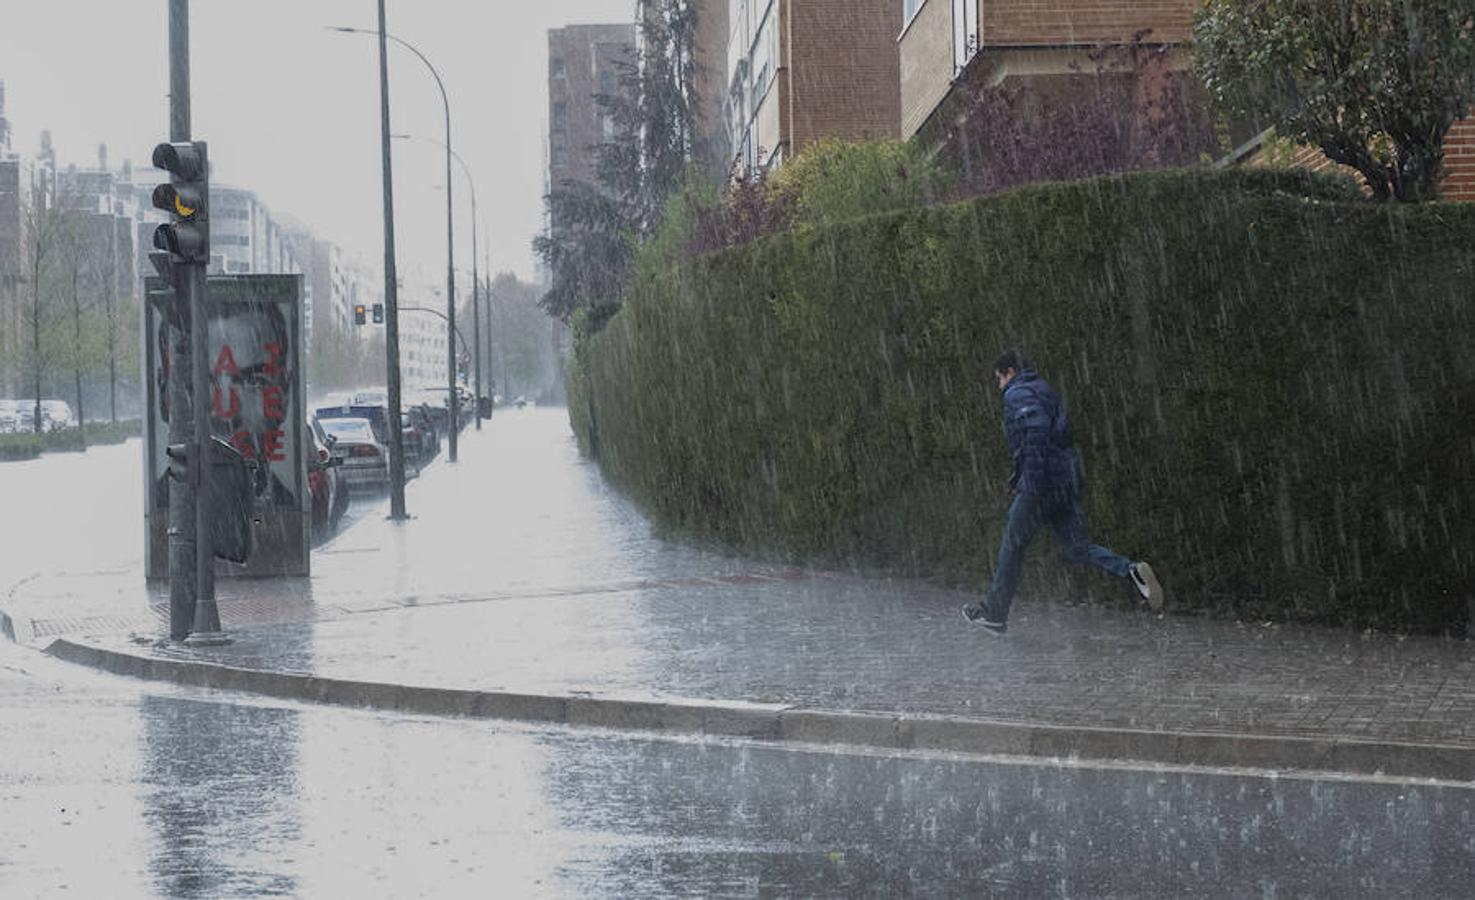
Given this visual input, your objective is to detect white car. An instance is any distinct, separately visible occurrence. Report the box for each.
[316,416,389,489]
[0,400,17,434]
[41,400,73,431]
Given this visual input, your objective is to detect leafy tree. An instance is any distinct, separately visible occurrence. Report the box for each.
[485,272,564,403]
[1195,0,1475,202]
[19,189,70,432]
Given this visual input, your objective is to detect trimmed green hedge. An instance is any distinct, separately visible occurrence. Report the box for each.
[74,419,143,446]
[570,168,1475,635]
[0,433,44,461]
[0,420,142,461]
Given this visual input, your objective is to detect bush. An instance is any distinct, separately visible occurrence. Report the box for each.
[687,140,948,255]
[0,433,44,462]
[572,167,1472,635]
[79,419,143,446]
[42,428,87,453]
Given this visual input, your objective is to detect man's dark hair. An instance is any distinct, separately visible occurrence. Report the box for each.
[994,349,1032,375]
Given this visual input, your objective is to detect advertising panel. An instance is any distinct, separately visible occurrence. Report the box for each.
[144,274,308,579]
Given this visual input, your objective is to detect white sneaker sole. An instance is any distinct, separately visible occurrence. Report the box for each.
[1132,562,1164,611]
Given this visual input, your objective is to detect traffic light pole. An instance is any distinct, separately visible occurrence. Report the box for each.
[165,0,194,640]
[166,0,226,644]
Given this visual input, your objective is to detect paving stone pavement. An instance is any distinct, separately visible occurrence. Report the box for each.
[7,410,1475,776]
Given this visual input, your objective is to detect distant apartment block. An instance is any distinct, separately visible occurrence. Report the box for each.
[546,23,638,191]
[725,0,902,174]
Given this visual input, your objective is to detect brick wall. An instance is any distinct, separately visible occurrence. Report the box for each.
[983,0,1198,46]
[1254,115,1475,203]
[1443,117,1475,202]
[785,0,903,154]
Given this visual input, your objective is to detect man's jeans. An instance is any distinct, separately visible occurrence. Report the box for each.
[983,488,1133,623]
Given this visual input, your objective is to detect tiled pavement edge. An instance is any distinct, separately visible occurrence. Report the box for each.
[43,634,1475,783]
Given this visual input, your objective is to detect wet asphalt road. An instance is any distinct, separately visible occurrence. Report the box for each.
[4,418,1475,896]
[2,641,1472,898]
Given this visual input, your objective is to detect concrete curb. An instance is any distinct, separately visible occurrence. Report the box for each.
[45,637,1475,783]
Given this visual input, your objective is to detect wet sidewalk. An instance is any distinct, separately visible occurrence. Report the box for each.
[7,411,1475,781]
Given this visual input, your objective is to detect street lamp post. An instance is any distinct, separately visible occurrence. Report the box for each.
[330,24,460,462]
[392,133,484,431]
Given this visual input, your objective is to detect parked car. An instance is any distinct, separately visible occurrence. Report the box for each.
[315,416,388,490]
[405,403,439,459]
[316,399,424,477]
[11,399,71,432]
[418,386,473,431]
[41,400,73,430]
[316,400,393,446]
[0,400,18,434]
[307,419,349,538]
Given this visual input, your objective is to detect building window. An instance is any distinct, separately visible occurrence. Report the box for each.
[599,70,615,97]
[552,102,568,132]
[550,57,566,79]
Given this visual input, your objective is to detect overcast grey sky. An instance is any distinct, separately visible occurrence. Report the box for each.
[0,0,634,281]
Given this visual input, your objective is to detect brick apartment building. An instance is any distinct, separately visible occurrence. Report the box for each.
[546,23,638,192]
[899,1,1475,201]
[724,0,902,174]
[899,0,1198,139]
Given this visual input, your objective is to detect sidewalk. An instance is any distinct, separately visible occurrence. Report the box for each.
[7,410,1475,782]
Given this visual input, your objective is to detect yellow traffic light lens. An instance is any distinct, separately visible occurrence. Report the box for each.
[173,195,196,217]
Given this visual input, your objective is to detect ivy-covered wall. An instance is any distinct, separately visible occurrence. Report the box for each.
[570,169,1475,635]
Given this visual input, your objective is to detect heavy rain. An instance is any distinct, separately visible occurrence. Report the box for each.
[2,1,1474,897]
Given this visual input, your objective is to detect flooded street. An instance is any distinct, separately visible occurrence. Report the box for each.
[4,638,1474,898]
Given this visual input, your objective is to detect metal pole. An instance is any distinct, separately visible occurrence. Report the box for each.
[391,134,481,428]
[330,26,451,463]
[441,89,457,462]
[377,0,408,520]
[165,0,196,641]
[168,0,222,644]
[186,202,224,643]
[470,182,481,430]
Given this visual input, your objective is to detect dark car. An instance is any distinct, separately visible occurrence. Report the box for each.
[307,419,349,539]
[405,403,439,459]
[417,386,473,432]
[316,400,392,445]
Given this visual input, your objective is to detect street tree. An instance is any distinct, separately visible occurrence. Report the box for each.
[1195,0,1475,202]
[19,188,70,433]
[486,272,562,402]
[534,0,705,327]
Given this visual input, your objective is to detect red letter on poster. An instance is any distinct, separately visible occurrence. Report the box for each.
[262,429,286,462]
[213,345,240,377]
[213,386,240,418]
[231,430,256,460]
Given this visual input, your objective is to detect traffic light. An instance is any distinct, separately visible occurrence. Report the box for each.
[150,141,209,264]
[354,304,367,325]
[372,303,384,324]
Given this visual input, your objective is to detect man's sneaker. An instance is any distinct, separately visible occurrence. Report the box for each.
[1129,562,1164,611]
[961,603,1008,635]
